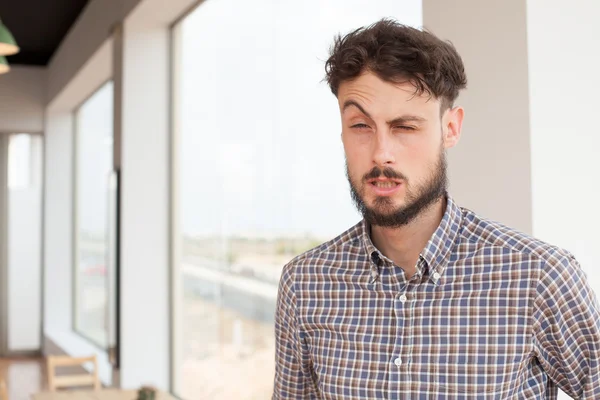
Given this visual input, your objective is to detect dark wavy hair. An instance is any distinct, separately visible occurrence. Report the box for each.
[325,19,467,111]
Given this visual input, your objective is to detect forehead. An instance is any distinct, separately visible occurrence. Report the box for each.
[337,71,439,117]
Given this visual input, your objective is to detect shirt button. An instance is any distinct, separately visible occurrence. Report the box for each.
[433,272,441,280]
[394,357,402,366]
[399,294,407,303]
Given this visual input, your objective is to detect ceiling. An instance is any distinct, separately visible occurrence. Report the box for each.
[0,0,90,66]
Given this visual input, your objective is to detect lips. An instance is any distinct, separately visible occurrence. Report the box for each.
[370,180,401,188]
[367,179,403,195]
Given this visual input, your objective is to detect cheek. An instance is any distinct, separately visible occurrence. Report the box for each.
[412,150,441,180]
[400,142,439,179]
[342,132,359,152]
[342,135,358,161]
[343,155,366,186]
[344,157,362,182]
[342,132,372,160]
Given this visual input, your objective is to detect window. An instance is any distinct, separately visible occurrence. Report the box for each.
[73,81,114,348]
[8,134,32,190]
[6,133,43,351]
[171,1,421,397]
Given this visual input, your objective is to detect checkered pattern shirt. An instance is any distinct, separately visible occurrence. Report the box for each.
[273,195,600,399]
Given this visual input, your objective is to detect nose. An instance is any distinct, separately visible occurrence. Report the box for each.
[372,130,395,167]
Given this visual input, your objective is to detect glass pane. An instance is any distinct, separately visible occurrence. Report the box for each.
[8,134,31,189]
[173,1,421,398]
[7,134,43,351]
[74,81,114,348]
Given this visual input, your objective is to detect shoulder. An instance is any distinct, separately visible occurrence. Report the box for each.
[279,220,364,287]
[460,207,568,263]
[456,206,597,307]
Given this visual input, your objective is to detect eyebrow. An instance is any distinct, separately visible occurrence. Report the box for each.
[342,99,427,126]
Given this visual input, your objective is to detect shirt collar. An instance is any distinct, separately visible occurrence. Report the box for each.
[360,194,463,285]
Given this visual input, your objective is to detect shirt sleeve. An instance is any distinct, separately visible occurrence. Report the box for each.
[273,262,321,399]
[533,251,600,399]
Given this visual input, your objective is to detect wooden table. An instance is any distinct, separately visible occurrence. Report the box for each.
[32,390,178,400]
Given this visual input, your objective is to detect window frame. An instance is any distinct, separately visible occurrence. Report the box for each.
[71,78,116,351]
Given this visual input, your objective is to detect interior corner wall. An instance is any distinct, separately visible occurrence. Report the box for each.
[423,0,533,234]
[527,0,600,293]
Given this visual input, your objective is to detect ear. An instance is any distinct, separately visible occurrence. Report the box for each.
[443,106,464,149]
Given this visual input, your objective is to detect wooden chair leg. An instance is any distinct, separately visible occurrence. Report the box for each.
[0,378,8,400]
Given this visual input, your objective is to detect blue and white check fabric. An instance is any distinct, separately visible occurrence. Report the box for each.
[273,195,600,399]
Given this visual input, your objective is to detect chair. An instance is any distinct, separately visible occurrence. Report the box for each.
[46,355,100,391]
[0,378,7,400]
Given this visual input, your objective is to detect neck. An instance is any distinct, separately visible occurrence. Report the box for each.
[370,196,447,278]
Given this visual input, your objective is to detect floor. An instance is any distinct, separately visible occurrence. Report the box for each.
[0,357,46,400]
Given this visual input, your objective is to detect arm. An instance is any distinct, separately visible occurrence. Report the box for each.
[273,263,321,399]
[533,251,600,398]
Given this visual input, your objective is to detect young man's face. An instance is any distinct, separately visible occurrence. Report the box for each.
[338,71,463,227]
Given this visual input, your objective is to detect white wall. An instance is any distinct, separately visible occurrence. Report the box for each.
[0,66,46,133]
[117,15,170,391]
[118,0,201,389]
[43,112,73,335]
[7,135,43,351]
[423,0,533,234]
[527,0,600,296]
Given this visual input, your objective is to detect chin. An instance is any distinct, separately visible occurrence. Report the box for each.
[371,195,405,207]
[369,199,403,215]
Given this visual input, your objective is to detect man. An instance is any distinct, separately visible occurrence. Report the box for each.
[273,19,600,399]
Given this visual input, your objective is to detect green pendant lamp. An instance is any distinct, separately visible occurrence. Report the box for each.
[0,55,9,74]
[0,18,19,56]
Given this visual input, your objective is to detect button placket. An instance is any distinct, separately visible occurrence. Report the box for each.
[389,284,408,397]
[401,263,424,398]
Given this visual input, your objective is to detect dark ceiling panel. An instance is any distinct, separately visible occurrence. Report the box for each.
[0,0,90,66]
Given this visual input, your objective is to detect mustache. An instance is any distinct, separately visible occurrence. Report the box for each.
[363,166,407,181]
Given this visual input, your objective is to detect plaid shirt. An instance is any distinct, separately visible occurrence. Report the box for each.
[273,195,600,399]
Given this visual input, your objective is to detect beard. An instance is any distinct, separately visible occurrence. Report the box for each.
[347,147,448,228]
